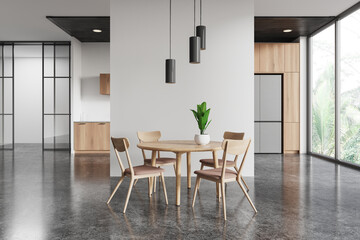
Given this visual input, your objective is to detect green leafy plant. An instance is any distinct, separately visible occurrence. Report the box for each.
[190,102,212,135]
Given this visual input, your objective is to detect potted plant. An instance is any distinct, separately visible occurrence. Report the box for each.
[191,102,212,145]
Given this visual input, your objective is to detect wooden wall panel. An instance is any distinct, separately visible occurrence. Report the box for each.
[254,43,260,73]
[284,123,300,152]
[284,43,300,72]
[259,43,284,73]
[284,73,300,122]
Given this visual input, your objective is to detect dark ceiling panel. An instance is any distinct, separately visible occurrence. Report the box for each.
[47,16,110,42]
[255,17,335,42]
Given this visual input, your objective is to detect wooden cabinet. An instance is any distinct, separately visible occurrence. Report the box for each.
[100,74,110,95]
[284,43,300,72]
[255,42,300,153]
[254,43,260,73]
[284,123,300,152]
[74,122,110,153]
[284,73,300,122]
[259,43,284,73]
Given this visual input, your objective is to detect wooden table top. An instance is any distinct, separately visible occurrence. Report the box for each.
[137,140,222,152]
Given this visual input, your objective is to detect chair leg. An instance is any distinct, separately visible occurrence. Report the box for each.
[221,181,227,220]
[198,163,204,190]
[192,176,201,207]
[107,176,125,204]
[240,175,250,192]
[153,176,157,193]
[133,179,139,186]
[123,178,135,213]
[160,173,168,204]
[217,183,222,202]
[173,164,176,172]
[148,178,151,197]
[237,179,257,213]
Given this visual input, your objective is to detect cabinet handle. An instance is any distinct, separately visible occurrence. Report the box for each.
[78,123,86,125]
[98,123,106,125]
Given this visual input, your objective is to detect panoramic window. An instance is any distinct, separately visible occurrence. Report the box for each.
[339,9,360,164]
[311,25,335,157]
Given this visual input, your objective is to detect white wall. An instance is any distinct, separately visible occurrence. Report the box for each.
[300,37,307,153]
[71,38,83,152]
[80,43,110,121]
[14,46,43,143]
[110,0,255,176]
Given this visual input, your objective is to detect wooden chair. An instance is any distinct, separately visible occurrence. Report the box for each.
[198,131,249,191]
[107,137,168,213]
[137,131,176,192]
[192,139,257,220]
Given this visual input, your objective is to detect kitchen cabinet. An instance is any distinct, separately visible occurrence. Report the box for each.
[100,74,110,95]
[259,43,285,73]
[74,122,110,153]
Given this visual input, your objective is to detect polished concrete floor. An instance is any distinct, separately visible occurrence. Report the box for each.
[1,145,360,239]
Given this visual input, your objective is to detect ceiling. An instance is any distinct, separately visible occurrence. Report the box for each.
[255,17,335,42]
[47,17,110,42]
[0,0,109,41]
[255,0,359,16]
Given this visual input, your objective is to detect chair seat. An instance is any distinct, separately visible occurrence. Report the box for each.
[194,168,237,180]
[200,158,236,167]
[144,157,176,165]
[125,165,164,176]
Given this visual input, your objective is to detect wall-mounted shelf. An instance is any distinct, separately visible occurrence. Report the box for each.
[100,73,110,95]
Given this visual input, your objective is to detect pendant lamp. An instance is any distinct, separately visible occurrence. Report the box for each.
[196,0,206,50]
[166,0,176,83]
[189,0,200,63]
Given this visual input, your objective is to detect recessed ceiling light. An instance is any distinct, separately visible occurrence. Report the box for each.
[93,29,102,33]
[283,29,292,33]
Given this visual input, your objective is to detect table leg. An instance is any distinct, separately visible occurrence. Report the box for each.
[187,152,191,189]
[175,152,182,206]
[149,150,157,196]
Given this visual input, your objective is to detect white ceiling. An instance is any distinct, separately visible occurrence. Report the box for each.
[0,0,109,41]
[255,0,359,16]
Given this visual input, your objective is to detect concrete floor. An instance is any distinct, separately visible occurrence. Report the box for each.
[1,145,360,239]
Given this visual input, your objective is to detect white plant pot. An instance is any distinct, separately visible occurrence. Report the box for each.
[194,134,210,145]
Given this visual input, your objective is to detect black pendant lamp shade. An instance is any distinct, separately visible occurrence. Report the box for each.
[189,36,200,63]
[196,0,206,50]
[196,25,206,50]
[166,0,176,83]
[166,59,175,83]
[190,0,200,63]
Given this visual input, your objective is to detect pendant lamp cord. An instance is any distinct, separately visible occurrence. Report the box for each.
[194,0,196,35]
[170,0,172,58]
[200,0,202,25]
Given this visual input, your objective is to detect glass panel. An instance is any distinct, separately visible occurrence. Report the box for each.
[0,78,2,114]
[44,45,54,77]
[339,9,360,164]
[311,25,336,157]
[0,45,3,76]
[55,58,69,77]
[44,115,54,149]
[4,78,12,114]
[4,115,13,149]
[55,115,69,149]
[55,78,69,114]
[4,45,13,77]
[44,78,54,114]
[55,45,69,77]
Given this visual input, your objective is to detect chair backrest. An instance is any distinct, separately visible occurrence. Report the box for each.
[111,137,134,176]
[220,139,251,179]
[137,131,161,142]
[137,131,162,159]
[223,131,245,140]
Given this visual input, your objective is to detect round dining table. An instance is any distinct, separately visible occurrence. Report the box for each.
[137,140,222,206]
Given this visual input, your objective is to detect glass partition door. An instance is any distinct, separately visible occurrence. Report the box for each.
[0,44,14,149]
[42,43,71,150]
